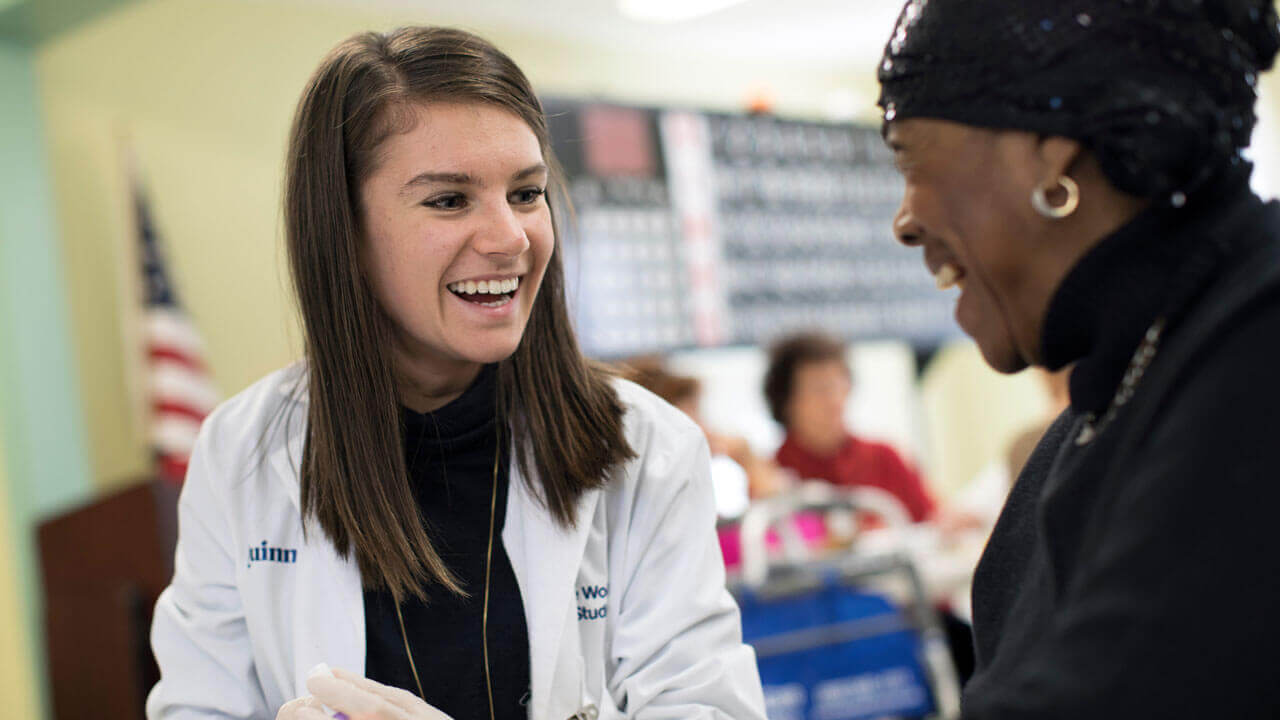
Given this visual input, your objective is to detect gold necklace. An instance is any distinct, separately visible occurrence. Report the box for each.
[1075,317,1166,446]
[394,430,501,720]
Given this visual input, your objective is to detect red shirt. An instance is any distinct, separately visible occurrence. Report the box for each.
[775,433,936,522]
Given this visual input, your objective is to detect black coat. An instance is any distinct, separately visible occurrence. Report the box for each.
[961,177,1280,719]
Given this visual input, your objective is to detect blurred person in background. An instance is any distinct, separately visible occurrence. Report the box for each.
[625,355,783,517]
[763,331,979,682]
[147,26,765,720]
[764,331,938,524]
[880,0,1280,716]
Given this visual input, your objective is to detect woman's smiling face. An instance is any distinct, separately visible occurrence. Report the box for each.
[887,117,1070,373]
[358,101,554,381]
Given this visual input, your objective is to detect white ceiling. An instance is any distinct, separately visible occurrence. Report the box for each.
[306,0,906,68]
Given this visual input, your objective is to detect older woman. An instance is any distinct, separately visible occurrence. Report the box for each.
[879,1,1280,718]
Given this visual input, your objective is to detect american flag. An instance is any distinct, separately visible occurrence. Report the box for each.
[135,185,218,484]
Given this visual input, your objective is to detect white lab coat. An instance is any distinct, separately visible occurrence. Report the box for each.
[147,363,766,720]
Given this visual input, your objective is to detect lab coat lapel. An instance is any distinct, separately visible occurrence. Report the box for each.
[269,370,307,513]
[269,413,304,513]
[504,451,599,720]
[290,518,365,695]
[267,389,365,694]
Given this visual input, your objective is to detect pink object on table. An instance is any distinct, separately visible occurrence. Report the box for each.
[718,511,827,570]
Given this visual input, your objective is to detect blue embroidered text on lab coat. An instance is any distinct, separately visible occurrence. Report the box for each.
[248,540,297,568]
[578,584,608,620]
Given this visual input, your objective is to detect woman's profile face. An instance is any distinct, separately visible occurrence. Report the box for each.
[887,118,1060,373]
[358,101,554,377]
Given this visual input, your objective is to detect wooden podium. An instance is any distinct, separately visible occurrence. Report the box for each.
[38,480,179,720]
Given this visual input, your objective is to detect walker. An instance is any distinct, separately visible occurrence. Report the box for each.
[728,482,962,720]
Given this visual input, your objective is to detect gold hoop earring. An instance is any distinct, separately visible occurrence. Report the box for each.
[1031,176,1080,219]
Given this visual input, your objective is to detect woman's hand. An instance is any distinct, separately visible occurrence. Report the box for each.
[277,695,351,720]
[276,667,453,720]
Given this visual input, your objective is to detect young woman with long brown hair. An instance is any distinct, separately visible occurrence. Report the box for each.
[147,26,765,720]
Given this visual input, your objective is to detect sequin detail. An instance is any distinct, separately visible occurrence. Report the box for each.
[877,0,1280,201]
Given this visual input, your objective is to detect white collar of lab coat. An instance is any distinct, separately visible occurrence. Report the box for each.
[505,456,599,720]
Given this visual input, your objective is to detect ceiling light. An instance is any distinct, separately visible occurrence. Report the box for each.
[618,0,750,24]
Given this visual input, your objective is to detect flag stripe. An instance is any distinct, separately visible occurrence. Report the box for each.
[157,455,189,485]
[136,182,217,484]
[150,360,219,413]
[146,307,206,356]
[149,346,205,372]
[154,399,209,424]
[151,414,202,456]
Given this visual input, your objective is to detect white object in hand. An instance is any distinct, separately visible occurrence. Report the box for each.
[306,666,455,720]
[275,686,338,720]
[306,664,344,718]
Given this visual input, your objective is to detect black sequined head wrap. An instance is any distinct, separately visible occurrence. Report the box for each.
[877,0,1280,200]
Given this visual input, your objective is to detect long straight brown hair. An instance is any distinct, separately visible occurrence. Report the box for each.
[283,27,634,603]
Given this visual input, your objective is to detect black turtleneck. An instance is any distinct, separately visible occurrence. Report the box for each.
[363,365,531,719]
[1039,167,1265,415]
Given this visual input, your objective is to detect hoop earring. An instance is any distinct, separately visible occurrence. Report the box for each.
[1031,176,1080,219]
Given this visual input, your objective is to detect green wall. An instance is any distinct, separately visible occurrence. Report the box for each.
[0,39,94,719]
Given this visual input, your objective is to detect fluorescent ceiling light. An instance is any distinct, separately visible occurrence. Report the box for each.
[618,0,750,24]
